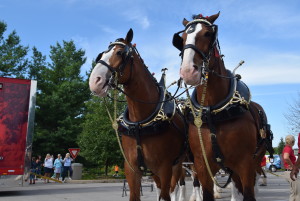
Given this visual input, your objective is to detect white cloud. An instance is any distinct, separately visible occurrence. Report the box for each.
[122,10,150,29]
[97,25,117,35]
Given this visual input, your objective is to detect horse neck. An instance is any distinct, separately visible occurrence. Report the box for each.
[123,55,159,122]
[197,56,230,106]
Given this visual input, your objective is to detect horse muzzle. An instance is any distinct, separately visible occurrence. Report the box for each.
[180,65,201,86]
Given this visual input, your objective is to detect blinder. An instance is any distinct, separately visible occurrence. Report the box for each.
[95,52,103,63]
[172,30,184,51]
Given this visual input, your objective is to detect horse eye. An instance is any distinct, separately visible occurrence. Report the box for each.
[116,50,123,56]
[204,31,212,37]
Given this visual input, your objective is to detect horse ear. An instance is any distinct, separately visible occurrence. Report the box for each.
[208,12,220,24]
[182,18,189,26]
[125,28,133,44]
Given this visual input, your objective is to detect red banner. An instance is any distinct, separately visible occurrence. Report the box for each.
[0,78,31,175]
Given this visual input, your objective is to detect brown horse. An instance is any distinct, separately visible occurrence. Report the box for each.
[172,13,274,201]
[89,29,187,201]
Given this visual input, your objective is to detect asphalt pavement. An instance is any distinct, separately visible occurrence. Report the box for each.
[0,171,290,201]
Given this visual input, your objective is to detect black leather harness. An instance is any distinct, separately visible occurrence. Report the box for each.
[117,74,188,172]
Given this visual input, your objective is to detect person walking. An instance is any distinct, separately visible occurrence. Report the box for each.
[29,157,38,184]
[54,154,63,181]
[43,154,53,183]
[259,155,267,186]
[113,165,119,177]
[35,155,43,180]
[62,153,73,182]
[291,133,300,180]
[283,135,300,201]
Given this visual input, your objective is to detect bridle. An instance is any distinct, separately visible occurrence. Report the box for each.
[95,39,134,87]
[173,18,225,82]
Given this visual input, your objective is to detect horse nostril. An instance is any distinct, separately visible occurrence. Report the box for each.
[193,65,199,71]
[95,77,101,84]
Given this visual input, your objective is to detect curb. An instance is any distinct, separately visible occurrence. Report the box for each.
[66,179,124,184]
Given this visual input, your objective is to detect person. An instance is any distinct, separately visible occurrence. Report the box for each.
[259,155,267,186]
[30,157,38,184]
[113,165,119,177]
[43,153,53,183]
[283,135,300,201]
[62,153,73,182]
[53,154,63,181]
[35,155,43,180]
[291,133,300,180]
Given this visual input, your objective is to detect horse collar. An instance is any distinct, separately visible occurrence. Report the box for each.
[117,74,176,136]
[186,70,251,123]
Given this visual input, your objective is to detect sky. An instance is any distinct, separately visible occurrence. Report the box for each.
[1,0,299,147]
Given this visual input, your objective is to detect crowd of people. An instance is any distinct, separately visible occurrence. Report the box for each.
[30,153,73,184]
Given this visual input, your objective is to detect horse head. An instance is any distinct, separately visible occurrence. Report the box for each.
[89,29,134,97]
[173,12,220,86]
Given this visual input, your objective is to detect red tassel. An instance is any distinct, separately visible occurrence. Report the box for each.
[214,47,220,57]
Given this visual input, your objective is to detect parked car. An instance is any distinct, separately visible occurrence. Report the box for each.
[266,155,281,172]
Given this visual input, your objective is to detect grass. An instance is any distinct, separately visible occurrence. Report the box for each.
[81,167,125,180]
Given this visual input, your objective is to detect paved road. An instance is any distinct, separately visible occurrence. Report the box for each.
[0,171,290,201]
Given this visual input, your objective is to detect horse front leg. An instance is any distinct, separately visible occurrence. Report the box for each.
[197,170,214,201]
[241,170,256,201]
[153,174,162,201]
[236,164,256,201]
[231,172,243,201]
[124,162,142,201]
[178,166,187,201]
[158,166,172,201]
[170,163,184,201]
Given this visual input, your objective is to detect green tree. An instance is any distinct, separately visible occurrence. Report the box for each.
[277,137,285,155]
[78,95,125,175]
[27,47,47,82]
[0,21,29,78]
[32,40,90,156]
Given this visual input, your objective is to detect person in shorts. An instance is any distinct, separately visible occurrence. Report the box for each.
[54,154,63,180]
[43,154,53,183]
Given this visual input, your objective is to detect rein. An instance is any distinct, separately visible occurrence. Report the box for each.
[103,73,136,172]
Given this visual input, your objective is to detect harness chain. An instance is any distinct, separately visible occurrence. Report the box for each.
[103,73,135,173]
[185,72,228,188]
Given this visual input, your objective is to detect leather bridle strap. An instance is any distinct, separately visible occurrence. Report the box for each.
[182,44,209,62]
[97,60,116,73]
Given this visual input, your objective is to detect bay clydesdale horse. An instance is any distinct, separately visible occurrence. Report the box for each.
[173,12,274,201]
[89,29,188,201]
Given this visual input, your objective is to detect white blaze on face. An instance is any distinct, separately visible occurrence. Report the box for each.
[89,47,115,97]
[180,23,203,86]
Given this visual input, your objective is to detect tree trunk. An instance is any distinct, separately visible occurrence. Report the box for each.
[105,159,109,176]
